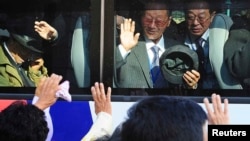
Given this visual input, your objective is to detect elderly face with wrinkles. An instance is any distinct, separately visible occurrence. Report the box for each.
[185,1,215,38]
[141,3,171,44]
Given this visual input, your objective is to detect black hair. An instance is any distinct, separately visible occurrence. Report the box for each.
[142,0,172,16]
[183,0,221,13]
[0,101,49,141]
[120,96,207,141]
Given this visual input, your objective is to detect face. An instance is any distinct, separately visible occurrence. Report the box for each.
[141,9,171,43]
[186,4,214,37]
[10,41,38,64]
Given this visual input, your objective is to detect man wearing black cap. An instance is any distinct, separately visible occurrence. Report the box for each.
[114,0,200,89]
[0,24,48,87]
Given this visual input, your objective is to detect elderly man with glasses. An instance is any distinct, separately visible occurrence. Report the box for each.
[182,0,219,89]
[114,0,200,89]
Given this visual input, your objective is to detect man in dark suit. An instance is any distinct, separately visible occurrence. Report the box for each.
[114,0,200,88]
[182,0,243,89]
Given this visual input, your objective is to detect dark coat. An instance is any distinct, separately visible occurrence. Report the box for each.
[224,29,250,87]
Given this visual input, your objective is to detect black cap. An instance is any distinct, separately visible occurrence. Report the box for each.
[160,45,199,84]
[7,16,44,54]
[10,33,43,53]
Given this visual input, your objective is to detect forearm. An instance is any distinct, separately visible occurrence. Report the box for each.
[32,96,53,141]
[81,112,113,141]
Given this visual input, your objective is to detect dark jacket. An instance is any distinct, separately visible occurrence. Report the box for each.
[224,29,250,87]
[0,37,48,87]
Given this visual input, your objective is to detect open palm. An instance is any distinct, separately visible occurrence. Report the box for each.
[120,19,140,51]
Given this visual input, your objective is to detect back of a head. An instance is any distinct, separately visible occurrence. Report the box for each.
[120,96,207,141]
[0,101,48,141]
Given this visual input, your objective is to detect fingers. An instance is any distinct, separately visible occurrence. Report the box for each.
[124,18,131,31]
[34,21,46,32]
[41,74,62,99]
[106,87,112,103]
[120,22,124,34]
[191,70,200,77]
[91,85,97,100]
[34,20,57,40]
[183,70,200,88]
[224,98,229,116]
[203,96,212,115]
[92,82,109,101]
[34,73,62,110]
[34,21,49,28]
[99,83,107,101]
[214,94,222,113]
[121,18,134,33]
[211,94,224,114]
[203,93,230,125]
[130,20,135,33]
[134,33,140,42]
[91,82,112,115]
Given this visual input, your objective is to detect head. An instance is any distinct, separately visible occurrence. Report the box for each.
[5,15,44,64]
[184,0,215,38]
[120,96,207,141]
[6,36,42,64]
[0,101,48,141]
[140,0,172,43]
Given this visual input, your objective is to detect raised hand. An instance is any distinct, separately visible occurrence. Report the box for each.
[34,21,58,41]
[34,73,62,110]
[91,82,112,115]
[120,18,140,51]
[203,93,229,124]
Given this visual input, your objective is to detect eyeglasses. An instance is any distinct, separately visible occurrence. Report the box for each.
[186,15,211,24]
[142,18,168,27]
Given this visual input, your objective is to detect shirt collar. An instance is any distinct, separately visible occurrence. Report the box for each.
[145,35,165,52]
[200,29,209,41]
[184,29,209,47]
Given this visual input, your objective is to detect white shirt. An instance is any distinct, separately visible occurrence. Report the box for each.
[81,112,113,141]
[145,36,165,66]
[32,96,53,141]
[184,29,209,51]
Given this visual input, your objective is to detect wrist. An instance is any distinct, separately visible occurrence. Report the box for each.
[188,83,198,89]
[34,101,46,110]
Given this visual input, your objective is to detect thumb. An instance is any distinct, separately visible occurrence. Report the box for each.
[134,33,140,42]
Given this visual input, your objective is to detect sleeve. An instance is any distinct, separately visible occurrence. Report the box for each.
[81,112,113,141]
[118,44,131,59]
[224,29,250,79]
[32,96,53,141]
